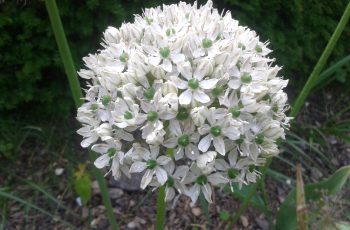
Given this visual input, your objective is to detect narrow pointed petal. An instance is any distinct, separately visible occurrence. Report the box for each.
[198,134,212,152]
[213,137,225,155]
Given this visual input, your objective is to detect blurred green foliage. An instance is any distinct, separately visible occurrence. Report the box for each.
[0,0,349,120]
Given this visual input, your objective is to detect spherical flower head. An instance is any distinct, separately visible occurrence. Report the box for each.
[76,0,290,205]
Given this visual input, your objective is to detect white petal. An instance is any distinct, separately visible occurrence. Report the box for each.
[193,90,210,103]
[174,148,184,160]
[187,184,201,205]
[161,59,172,72]
[179,89,192,105]
[129,161,147,173]
[228,150,238,167]
[222,127,240,140]
[214,159,230,171]
[140,169,154,189]
[178,62,192,80]
[202,184,212,203]
[198,134,212,152]
[155,167,168,185]
[81,135,98,148]
[185,145,199,160]
[213,137,226,155]
[157,156,172,165]
[163,137,177,148]
[228,79,241,89]
[199,79,218,89]
[173,165,189,178]
[165,187,176,201]
[208,172,229,185]
[170,53,185,63]
[169,120,182,137]
[149,56,161,66]
[94,154,110,169]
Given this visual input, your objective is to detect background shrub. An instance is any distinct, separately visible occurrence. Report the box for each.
[0,0,349,121]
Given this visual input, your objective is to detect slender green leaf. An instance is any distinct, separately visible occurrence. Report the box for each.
[275,165,350,230]
[290,1,350,117]
[0,189,75,228]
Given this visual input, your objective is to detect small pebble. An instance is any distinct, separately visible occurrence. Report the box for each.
[240,215,249,227]
[108,188,123,199]
[127,221,137,229]
[191,207,201,216]
[55,168,64,176]
[129,200,136,207]
[92,180,100,195]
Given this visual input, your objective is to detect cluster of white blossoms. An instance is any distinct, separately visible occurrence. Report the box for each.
[77,1,290,204]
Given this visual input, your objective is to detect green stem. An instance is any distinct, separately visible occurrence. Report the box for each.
[45,1,118,229]
[155,186,166,230]
[44,0,83,107]
[290,1,350,117]
[89,151,119,230]
[227,158,272,229]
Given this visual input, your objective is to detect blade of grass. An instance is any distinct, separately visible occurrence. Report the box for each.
[312,55,350,91]
[296,164,308,230]
[0,189,75,229]
[44,1,118,229]
[290,1,350,117]
[23,180,81,220]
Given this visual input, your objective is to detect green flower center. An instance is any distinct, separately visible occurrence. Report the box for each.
[255,134,264,145]
[166,177,174,187]
[166,28,176,36]
[146,159,157,169]
[240,73,252,84]
[202,38,213,48]
[176,107,189,120]
[124,111,133,120]
[238,42,246,50]
[143,87,155,100]
[107,148,117,157]
[212,87,223,97]
[119,52,129,62]
[249,165,255,172]
[159,47,170,59]
[101,95,111,106]
[235,136,244,145]
[229,107,241,118]
[188,79,199,90]
[90,103,98,111]
[147,111,158,122]
[255,45,262,53]
[196,175,208,185]
[177,135,190,147]
[228,168,239,179]
[145,17,153,25]
[210,126,221,137]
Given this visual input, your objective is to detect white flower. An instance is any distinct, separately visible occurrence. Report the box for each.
[198,108,241,155]
[183,163,228,205]
[163,120,200,160]
[76,0,290,204]
[112,97,145,128]
[92,140,131,179]
[172,61,218,105]
[129,145,171,189]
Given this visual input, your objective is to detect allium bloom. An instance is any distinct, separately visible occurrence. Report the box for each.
[76,0,290,205]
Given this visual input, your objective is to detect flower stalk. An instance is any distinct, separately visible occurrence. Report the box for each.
[155,185,166,230]
[290,1,350,117]
[45,0,118,229]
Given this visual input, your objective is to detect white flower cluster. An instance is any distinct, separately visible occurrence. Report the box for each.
[76,1,290,204]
